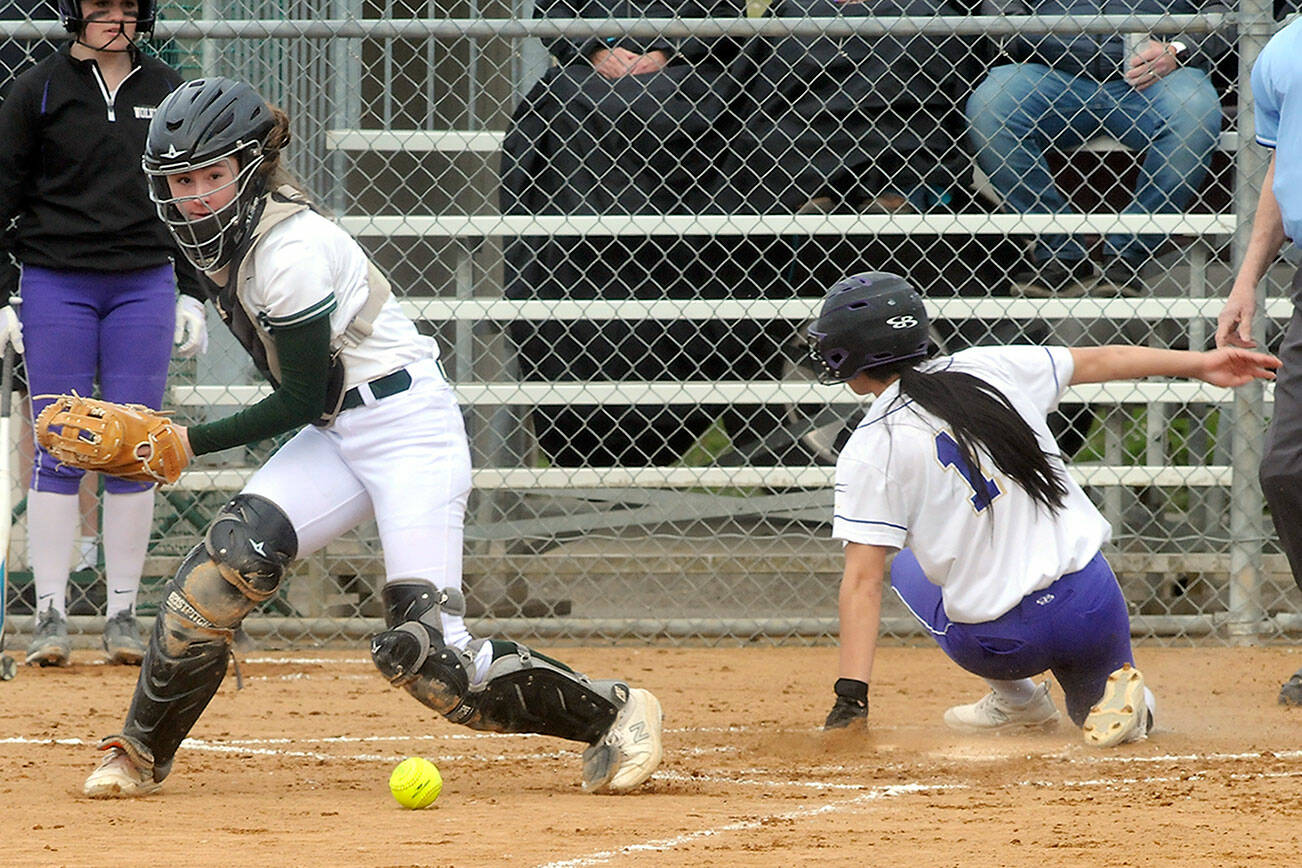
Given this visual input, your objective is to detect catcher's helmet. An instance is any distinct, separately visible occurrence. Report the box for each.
[142,77,276,271]
[806,272,932,384]
[55,0,156,36]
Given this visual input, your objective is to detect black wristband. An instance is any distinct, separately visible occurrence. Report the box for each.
[833,677,869,707]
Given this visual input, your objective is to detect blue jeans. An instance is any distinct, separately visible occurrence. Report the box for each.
[890,549,1136,726]
[965,63,1221,264]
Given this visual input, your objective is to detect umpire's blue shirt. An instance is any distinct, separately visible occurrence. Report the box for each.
[1254,16,1302,247]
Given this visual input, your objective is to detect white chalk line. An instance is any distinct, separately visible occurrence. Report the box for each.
[533,765,1302,868]
[5,730,1299,867]
[241,657,372,665]
[0,735,735,766]
[533,781,968,868]
[7,730,1302,770]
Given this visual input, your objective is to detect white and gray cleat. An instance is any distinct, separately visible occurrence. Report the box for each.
[1083,663,1152,748]
[582,686,663,794]
[25,605,70,667]
[943,681,1061,733]
[83,745,161,799]
[102,610,146,665]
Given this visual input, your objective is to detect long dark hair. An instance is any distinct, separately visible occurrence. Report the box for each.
[255,104,315,203]
[883,362,1069,513]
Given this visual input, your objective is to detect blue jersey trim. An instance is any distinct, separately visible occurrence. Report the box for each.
[833,515,907,531]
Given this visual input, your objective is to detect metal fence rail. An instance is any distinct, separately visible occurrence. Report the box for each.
[1,4,1297,647]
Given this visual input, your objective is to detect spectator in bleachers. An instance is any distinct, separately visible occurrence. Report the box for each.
[500,0,761,468]
[965,0,1229,298]
[745,0,981,215]
[501,0,985,467]
[501,0,746,218]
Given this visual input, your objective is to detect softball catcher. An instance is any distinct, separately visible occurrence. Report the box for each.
[59,77,662,798]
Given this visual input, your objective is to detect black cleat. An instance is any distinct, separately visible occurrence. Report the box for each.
[1278,668,1302,706]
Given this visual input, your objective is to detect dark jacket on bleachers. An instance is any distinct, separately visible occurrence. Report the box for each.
[981,0,1233,81]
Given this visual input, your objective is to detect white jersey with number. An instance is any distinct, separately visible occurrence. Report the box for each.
[243,208,439,388]
[831,345,1111,624]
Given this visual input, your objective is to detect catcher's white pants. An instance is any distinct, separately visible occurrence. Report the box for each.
[242,357,474,648]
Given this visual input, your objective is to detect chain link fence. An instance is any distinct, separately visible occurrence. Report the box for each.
[2,2,1300,646]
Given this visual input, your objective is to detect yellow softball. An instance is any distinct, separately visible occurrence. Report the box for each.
[388,756,443,809]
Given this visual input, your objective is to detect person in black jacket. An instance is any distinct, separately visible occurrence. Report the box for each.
[500,0,756,468]
[746,0,980,216]
[0,0,204,667]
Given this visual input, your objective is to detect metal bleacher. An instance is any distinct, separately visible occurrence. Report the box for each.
[152,11,1297,639]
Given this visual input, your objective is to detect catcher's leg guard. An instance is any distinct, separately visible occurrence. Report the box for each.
[371,579,621,743]
[112,495,297,782]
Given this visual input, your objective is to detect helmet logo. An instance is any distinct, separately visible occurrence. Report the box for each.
[886,315,918,329]
[162,144,183,158]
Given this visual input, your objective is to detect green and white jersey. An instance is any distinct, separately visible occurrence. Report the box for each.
[244,208,438,388]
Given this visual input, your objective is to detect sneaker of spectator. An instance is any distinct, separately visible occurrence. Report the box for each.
[795,195,837,214]
[1093,257,1147,297]
[1009,258,1097,298]
[861,193,919,215]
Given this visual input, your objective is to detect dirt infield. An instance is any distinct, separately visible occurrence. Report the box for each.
[4,643,1302,867]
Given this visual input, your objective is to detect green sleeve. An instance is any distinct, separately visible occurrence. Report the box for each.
[187,315,334,456]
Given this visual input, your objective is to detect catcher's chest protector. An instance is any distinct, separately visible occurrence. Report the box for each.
[216,187,392,426]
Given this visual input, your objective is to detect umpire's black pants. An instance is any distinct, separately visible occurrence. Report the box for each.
[1261,267,1302,591]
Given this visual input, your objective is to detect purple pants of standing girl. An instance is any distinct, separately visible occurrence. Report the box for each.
[21,263,176,495]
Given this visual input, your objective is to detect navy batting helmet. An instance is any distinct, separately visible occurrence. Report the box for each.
[806,272,932,384]
[142,77,277,271]
[55,0,156,36]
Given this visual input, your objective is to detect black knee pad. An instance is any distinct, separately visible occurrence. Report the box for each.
[372,580,473,717]
[204,493,299,602]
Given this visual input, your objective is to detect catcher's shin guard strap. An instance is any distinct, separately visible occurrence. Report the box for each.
[97,734,155,776]
[380,579,466,628]
[371,620,473,714]
[372,579,475,716]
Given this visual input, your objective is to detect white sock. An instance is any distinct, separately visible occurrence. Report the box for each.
[984,678,1040,706]
[74,535,98,571]
[28,490,80,618]
[102,489,155,617]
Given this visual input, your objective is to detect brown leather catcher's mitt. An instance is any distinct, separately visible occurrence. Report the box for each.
[35,394,189,485]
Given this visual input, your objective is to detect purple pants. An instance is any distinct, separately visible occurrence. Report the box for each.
[891,549,1136,726]
[21,264,176,494]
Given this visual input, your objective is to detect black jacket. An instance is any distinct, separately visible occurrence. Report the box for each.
[982,0,1233,82]
[0,44,201,304]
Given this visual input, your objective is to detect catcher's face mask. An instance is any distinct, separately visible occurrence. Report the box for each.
[145,146,265,272]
